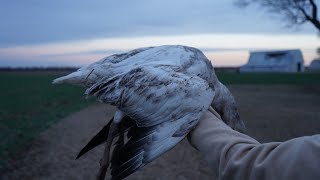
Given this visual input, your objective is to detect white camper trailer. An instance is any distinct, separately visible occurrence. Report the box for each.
[309,59,320,71]
[240,49,304,73]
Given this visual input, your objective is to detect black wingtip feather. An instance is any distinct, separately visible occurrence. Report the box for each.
[109,125,156,180]
[111,153,144,180]
[75,118,113,159]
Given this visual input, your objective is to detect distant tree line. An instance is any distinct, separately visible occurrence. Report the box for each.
[0,67,241,73]
[0,67,79,72]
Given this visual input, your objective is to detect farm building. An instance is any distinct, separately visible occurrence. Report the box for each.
[240,49,304,73]
[308,59,320,71]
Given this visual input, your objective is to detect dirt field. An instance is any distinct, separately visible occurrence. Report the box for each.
[1,85,320,180]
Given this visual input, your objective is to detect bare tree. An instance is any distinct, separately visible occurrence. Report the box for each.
[236,0,320,31]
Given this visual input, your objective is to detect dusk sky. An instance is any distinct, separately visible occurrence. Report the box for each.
[0,0,319,67]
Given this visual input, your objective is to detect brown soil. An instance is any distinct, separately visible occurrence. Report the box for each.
[1,85,320,180]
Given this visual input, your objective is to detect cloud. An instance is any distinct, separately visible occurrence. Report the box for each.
[0,33,318,67]
[0,0,316,47]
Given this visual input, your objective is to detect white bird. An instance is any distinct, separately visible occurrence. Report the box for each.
[53,45,245,180]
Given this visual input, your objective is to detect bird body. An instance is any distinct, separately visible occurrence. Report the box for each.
[53,45,217,88]
[53,45,245,180]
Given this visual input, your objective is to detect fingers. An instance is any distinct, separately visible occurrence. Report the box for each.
[208,106,222,120]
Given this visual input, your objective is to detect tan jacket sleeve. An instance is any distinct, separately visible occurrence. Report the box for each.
[190,111,320,180]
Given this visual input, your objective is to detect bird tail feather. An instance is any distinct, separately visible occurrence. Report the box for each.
[52,70,90,86]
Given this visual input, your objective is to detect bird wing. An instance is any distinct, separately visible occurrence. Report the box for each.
[95,47,154,65]
[110,120,187,180]
[76,118,112,159]
[85,65,214,179]
[76,115,134,159]
[86,65,215,127]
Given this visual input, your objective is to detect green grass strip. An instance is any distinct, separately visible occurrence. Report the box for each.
[0,72,94,167]
[217,72,320,85]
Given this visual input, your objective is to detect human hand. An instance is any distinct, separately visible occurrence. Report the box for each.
[187,107,224,149]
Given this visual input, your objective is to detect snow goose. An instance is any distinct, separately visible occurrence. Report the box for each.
[53,45,245,180]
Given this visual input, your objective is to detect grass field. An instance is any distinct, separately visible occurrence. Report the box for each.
[217,72,320,85]
[0,71,319,168]
[0,71,94,167]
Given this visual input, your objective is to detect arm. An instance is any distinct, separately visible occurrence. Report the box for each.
[190,111,320,180]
